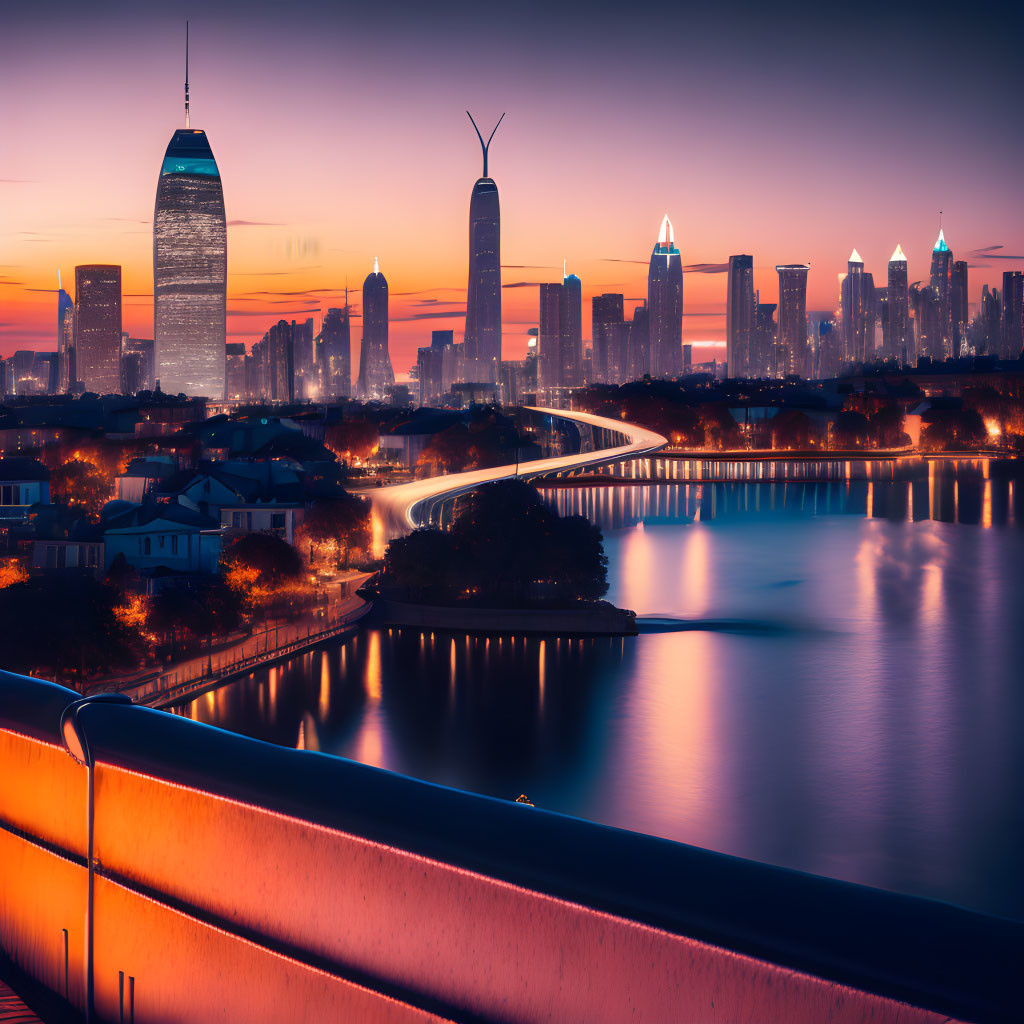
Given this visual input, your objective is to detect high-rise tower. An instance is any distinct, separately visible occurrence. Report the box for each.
[320,303,351,398]
[538,282,563,394]
[726,254,755,378]
[74,265,122,394]
[357,258,394,399]
[929,229,952,359]
[560,269,583,388]
[592,293,625,384]
[887,245,910,364]
[951,260,968,356]
[464,112,504,384]
[57,270,75,393]
[647,215,683,378]
[1002,271,1024,359]
[841,249,872,365]
[154,23,227,397]
[775,265,809,377]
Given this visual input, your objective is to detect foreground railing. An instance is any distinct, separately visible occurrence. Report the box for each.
[1,669,1019,1023]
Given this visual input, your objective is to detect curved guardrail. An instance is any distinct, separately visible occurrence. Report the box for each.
[1,669,1020,1023]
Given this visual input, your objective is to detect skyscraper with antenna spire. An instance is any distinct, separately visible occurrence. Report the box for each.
[56,270,75,393]
[153,22,227,397]
[464,112,504,384]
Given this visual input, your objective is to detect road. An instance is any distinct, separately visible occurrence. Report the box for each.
[369,406,667,546]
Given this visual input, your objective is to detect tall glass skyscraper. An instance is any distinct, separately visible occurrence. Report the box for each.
[464,113,504,384]
[154,128,227,397]
[929,230,952,359]
[726,254,755,378]
[776,265,809,378]
[74,265,122,394]
[357,259,394,399]
[887,245,910,364]
[57,271,75,393]
[647,215,683,378]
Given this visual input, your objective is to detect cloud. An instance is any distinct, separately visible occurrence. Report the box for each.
[0,278,26,287]
[602,258,648,265]
[502,281,547,289]
[966,245,1024,263]
[0,179,38,184]
[392,287,466,296]
[501,264,560,270]
[229,268,321,277]
[236,288,336,298]
[227,219,284,227]
[103,217,149,225]
[392,309,466,321]
[227,308,322,317]
[683,263,729,274]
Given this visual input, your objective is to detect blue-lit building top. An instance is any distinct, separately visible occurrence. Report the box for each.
[160,129,221,178]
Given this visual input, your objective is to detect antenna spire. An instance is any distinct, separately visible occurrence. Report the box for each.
[466,111,505,178]
[184,21,190,128]
[57,269,62,291]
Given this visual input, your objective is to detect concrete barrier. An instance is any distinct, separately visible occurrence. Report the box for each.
[1,670,1019,1023]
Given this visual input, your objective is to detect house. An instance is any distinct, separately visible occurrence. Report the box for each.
[219,503,304,543]
[102,502,222,575]
[116,456,178,502]
[0,458,50,523]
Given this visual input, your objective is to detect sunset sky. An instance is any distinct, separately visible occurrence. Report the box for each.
[3,0,1023,376]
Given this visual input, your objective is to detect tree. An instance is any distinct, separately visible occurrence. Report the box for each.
[384,480,608,606]
[771,409,813,449]
[920,409,987,452]
[832,410,871,449]
[0,577,144,689]
[295,494,371,569]
[220,533,310,616]
[324,419,379,461]
[49,459,111,518]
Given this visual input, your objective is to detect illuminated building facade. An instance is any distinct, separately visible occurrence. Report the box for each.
[647,215,683,378]
[538,282,563,393]
[464,113,504,384]
[775,265,809,377]
[320,305,352,398]
[1003,271,1024,358]
[559,271,583,388]
[726,254,755,378]
[841,249,873,365]
[357,259,394,399]
[592,293,625,384]
[951,261,968,355]
[154,128,227,397]
[929,230,952,358]
[887,245,910,364]
[57,272,75,392]
[74,264,122,394]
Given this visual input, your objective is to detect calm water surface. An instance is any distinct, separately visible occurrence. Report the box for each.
[180,460,1024,920]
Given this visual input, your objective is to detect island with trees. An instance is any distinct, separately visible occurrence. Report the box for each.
[377,480,636,635]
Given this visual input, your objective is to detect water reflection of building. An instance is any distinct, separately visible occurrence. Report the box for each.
[541,457,1023,529]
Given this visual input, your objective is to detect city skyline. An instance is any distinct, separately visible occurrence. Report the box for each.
[3,1,1024,378]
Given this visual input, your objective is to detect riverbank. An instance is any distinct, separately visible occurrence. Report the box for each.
[373,598,637,636]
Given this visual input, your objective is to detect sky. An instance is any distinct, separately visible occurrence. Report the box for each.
[2,0,1023,376]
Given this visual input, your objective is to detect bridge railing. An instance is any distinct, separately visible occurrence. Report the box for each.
[1,670,1019,1023]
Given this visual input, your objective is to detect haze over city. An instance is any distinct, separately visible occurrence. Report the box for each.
[3,0,1023,372]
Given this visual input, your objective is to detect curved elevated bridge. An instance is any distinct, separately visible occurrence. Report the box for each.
[369,406,667,543]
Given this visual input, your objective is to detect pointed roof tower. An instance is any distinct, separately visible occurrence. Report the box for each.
[849,248,864,264]
[890,244,907,263]
[934,229,949,253]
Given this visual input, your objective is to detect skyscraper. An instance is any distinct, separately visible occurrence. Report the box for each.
[74,265,121,394]
[464,112,504,384]
[559,270,583,388]
[592,293,625,384]
[752,296,776,378]
[726,254,755,378]
[1002,271,1024,359]
[627,304,650,380]
[775,265,809,377]
[841,249,873,365]
[887,244,910,364]
[357,258,394,399]
[648,215,683,378]
[154,27,227,397]
[57,271,75,393]
[951,260,968,356]
[538,282,563,394]
[980,284,1001,355]
[929,229,952,359]
[319,304,351,398]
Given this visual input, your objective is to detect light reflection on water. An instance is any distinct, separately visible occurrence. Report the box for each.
[178,459,1024,920]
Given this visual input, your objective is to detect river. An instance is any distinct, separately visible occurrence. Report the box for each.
[175,457,1024,920]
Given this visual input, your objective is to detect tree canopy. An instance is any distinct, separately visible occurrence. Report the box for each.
[383,480,607,606]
